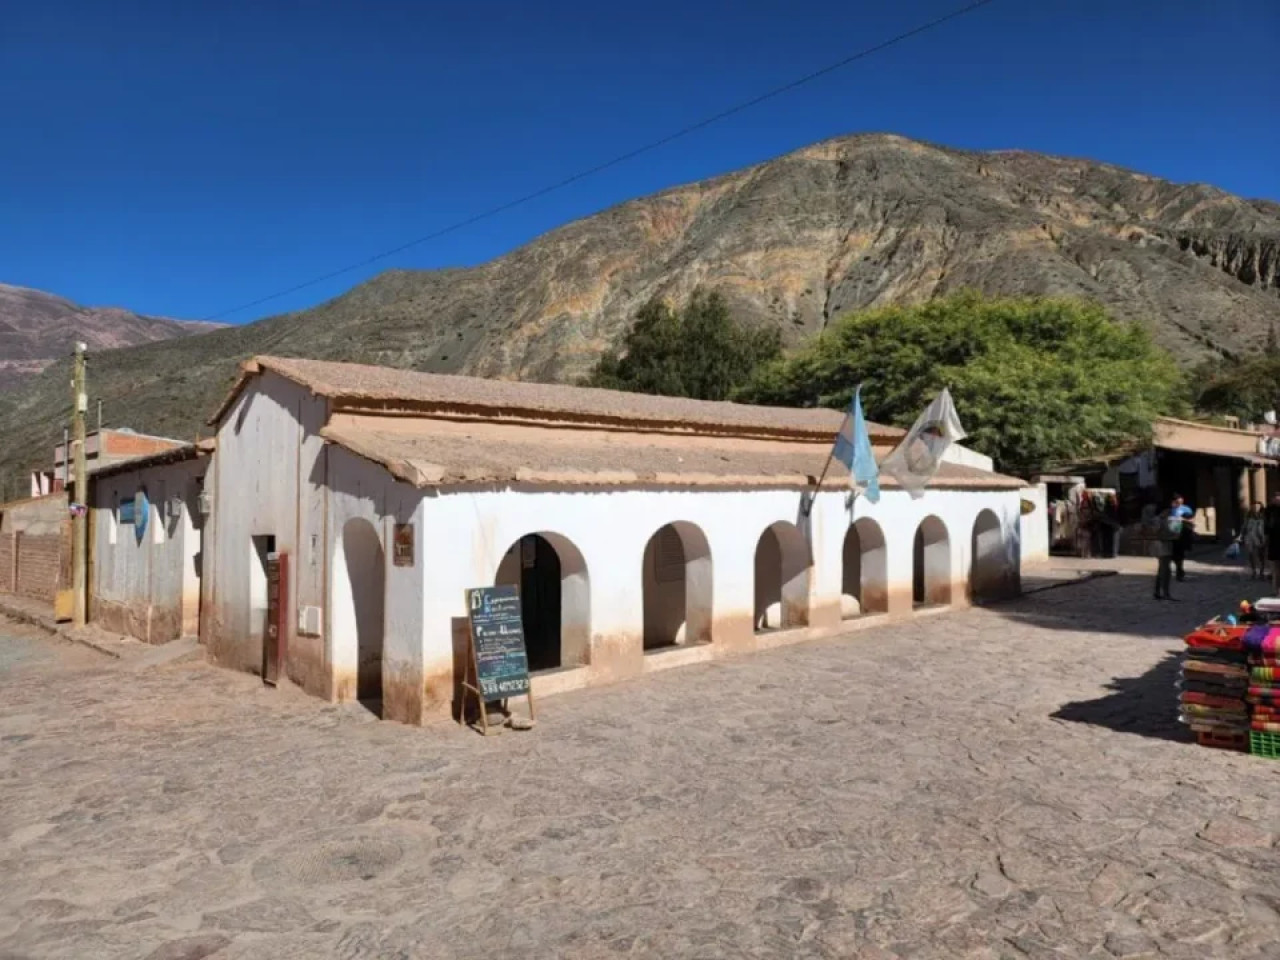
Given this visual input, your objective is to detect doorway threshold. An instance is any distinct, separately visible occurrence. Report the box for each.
[529,665,590,698]
[642,642,714,673]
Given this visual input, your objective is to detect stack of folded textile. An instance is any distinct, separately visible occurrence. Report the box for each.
[1243,624,1280,735]
[1180,620,1250,748]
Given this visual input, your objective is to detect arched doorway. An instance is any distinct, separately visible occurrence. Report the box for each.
[642,522,713,650]
[754,521,811,632]
[495,532,590,672]
[842,518,888,618]
[332,518,385,716]
[970,509,1015,602]
[913,515,951,608]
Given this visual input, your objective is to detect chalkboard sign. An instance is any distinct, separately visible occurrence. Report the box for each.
[465,585,531,699]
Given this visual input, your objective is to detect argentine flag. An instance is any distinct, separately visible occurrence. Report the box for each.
[832,386,880,503]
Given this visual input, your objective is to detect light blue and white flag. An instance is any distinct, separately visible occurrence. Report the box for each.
[832,386,880,503]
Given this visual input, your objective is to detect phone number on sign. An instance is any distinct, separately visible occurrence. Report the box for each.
[482,677,529,697]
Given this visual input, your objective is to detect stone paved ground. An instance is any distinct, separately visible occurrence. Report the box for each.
[3,562,1280,960]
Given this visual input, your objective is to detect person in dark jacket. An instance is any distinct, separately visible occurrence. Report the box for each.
[1170,495,1194,581]
[1266,493,1280,592]
[1152,505,1180,601]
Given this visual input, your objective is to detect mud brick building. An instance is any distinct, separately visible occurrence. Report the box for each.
[192,356,1031,724]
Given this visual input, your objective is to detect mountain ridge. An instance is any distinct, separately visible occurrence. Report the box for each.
[0,282,222,391]
[0,131,1277,483]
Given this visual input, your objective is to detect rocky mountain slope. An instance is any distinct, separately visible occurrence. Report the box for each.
[0,133,1277,481]
[0,283,219,390]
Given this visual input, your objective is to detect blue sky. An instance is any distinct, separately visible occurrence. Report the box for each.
[2,0,1277,324]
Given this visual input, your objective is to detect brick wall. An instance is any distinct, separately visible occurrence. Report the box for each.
[0,534,12,593]
[0,527,71,603]
[15,534,64,602]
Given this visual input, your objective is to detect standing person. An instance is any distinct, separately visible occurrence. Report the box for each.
[1170,495,1194,582]
[1266,493,1280,593]
[1241,502,1268,580]
[1152,504,1181,601]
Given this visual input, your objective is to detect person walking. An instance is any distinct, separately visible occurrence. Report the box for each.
[1170,494,1194,582]
[1266,493,1280,593]
[1241,502,1268,580]
[1152,504,1181,601]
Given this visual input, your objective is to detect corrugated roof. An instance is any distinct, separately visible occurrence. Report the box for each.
[212,355,906,442]
[320,414,1023,492]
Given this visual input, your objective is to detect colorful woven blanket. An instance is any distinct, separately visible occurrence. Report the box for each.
[1180,691,1246,709]
[1182,659,1249,680]
[1185,645,1248,664]
[1242,624,1280,655]
[1180,677,1248,697]
[1185,624,1246,651]
[1181,702,1248,719]
[1184,716,1249,734]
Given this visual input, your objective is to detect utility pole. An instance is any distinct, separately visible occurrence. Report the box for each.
[72,343,88,628]
[97,399,103,433]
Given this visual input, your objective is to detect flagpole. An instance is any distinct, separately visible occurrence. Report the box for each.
[803,452,837,517]
[803,391,855,517]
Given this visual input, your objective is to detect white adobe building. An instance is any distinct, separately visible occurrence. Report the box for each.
[89,444,210,643]
[195,356,1034,725]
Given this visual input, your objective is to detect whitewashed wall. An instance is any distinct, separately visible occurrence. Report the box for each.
[205,371,328,686]
[91,457,205,643]
[325,445,427,722]
[941,443,995,472]
[204,371,1025,723]
[414,482,1023,707]
[1019,483,1050,566]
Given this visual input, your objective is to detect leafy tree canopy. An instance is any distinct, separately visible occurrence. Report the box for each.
[585,291,780,401]
[736,291,1183,475]
[1190,348,1280,424]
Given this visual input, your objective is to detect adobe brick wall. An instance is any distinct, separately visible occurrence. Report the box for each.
[0,493,68,536]
[0,534,12,593]
[14,534,65,602]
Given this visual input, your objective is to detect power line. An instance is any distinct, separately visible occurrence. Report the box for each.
[205,0,1001,322]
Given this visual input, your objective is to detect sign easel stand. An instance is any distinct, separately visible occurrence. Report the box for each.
[462,623,536,736]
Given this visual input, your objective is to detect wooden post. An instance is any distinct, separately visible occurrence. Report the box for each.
[72,343,88,627]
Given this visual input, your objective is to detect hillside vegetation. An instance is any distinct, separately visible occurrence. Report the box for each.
[2,132,1277,480]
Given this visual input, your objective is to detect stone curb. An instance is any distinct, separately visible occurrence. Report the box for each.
[0,597,122,659]
[0,597,59,636]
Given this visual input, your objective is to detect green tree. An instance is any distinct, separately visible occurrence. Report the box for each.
[586,291,780,401]
[736,291,1183,475]
[1192,352,1280,423]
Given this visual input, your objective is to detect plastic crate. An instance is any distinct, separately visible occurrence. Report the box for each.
[1197,730,1248,751]
[1249,730,1280,758]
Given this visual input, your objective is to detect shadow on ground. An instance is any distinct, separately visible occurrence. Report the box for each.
[987,568,1249,640]
[1051,651,1192,743]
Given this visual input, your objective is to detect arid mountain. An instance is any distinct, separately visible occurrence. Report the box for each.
[1,132,1278,482]
[0,283,220,390]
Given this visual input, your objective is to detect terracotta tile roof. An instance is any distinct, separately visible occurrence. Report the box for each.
[320,414,1024,492]
[212,355,906,442]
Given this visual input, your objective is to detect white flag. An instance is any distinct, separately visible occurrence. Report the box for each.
[879,388,967,499]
